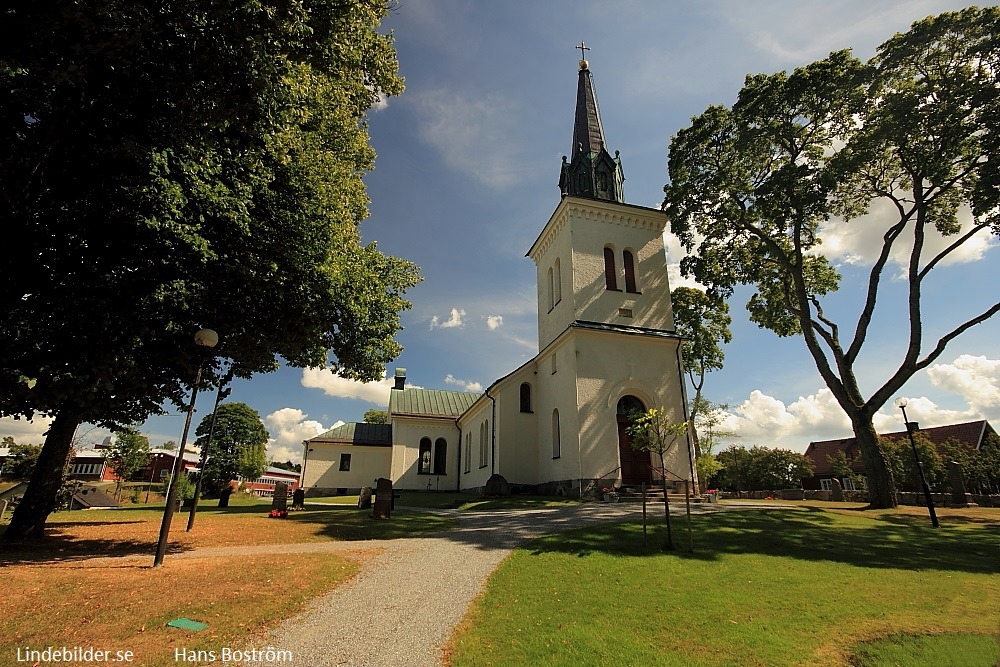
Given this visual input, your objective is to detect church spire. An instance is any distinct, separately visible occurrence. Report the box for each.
[559,45,624,203]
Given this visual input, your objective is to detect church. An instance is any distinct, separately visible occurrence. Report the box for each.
[300,58,695,498]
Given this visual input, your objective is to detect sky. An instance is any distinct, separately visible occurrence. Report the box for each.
[3,0,998,463]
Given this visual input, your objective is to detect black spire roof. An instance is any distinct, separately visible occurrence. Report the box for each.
[559,57,624,203]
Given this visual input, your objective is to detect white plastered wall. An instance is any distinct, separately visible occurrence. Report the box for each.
[301,443,392,492]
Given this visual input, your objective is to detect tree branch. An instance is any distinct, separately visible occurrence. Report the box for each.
[919,222,990,280]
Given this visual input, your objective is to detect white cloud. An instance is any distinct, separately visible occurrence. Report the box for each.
[0,415,53,444]
[662,231,706,291]
[414,88,524,189]
[927,355,1000,414]
[817,202,995,276]
[263,408,342,465]
[300,368,395,406]
[720,388,852,451]
[872,396,977,433]
[444,374,482,392]
[485,315,504,330]
[430,308,466,329]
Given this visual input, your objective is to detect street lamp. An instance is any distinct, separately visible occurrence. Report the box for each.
[186,365,234,531]
[894,398,939,528]
[153,328,219,567]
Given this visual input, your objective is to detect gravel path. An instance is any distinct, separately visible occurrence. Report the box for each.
[242,502,713,667]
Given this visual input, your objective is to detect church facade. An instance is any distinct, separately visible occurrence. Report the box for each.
[300,59,695,498]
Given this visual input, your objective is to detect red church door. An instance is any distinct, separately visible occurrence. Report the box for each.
[617,396,651,485]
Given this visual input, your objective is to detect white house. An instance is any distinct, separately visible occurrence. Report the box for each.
[301,58,695,498]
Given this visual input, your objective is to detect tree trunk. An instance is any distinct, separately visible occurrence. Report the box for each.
[2,410,81,542]
[852,417,897,509]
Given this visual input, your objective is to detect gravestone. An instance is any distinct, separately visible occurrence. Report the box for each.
[271,481,288,511]
[218,487,232,508]
[357,486,373,510]
[946,461,976,507]
[484,473,511,497]
[291,488,305,510]
[373,478,393,519]
[0,499,7,522]
[830,478,844,501]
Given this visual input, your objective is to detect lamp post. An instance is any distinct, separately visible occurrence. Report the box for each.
[186,365,234,531]
[894,398,939,528]
[153,328,219,567]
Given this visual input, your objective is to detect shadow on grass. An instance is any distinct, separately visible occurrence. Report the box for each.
[284,508,454,541]
[523,509,1000,575]
[0,529,194,565]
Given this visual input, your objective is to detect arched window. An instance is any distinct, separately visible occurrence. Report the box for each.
[418,437,432,474]
[552,409,561,459]
[519,382,532,412]
[479,421,489,467]
[554,257,562,305]
[464,433,472,473]
[623,249,638,293]
[547,266,554,311]
[434,438,447,475]
[604,247,618,290]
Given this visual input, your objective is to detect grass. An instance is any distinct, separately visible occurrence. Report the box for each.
[447,506,1000,667]
[851,632,999,667]
[0,552,360,667]
[0,499,452,564]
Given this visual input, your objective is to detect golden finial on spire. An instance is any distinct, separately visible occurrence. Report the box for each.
[576,41,590,70]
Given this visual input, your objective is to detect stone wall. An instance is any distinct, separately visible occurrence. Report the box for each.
[718,489,1000,507]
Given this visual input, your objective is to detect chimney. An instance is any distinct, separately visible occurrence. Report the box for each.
[393,368,406,390]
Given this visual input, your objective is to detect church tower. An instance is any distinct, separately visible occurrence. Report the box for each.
[525,52,692,490]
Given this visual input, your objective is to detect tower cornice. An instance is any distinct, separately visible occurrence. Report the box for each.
[526,196,667,261]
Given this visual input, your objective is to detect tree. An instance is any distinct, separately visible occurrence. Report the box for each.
[5,441,43,480]
[880,434,946,492]
[664,7,1000,508]
[161,441,177,452]
[627,408,689,550]
[364,409,389,424]
[104,428,152,500]
[672,287,732,487]
[690,396,738,457]
[195,403,268,495]
[0,1,419,540]
[715,446,814,492]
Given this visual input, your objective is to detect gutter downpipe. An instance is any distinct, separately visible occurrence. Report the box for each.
[675,342,697,494]
[487,388,497,475]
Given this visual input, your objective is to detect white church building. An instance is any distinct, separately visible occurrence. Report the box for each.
[300,59,695,498]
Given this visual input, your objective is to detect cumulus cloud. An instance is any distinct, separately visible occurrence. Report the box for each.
[0,415,53,444]
[817,202,995,276]
[485,315,504,330]
[927,355,1000,414]
[430,308,466,329]
[444,374,483,392]
[300,368,396,406]
[263,408,342,465]
[662,231,706,291]
[721,388,851,448]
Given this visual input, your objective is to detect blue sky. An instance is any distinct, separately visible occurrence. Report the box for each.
[4,1,997,462]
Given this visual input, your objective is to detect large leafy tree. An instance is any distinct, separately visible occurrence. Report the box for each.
[194,402,268,494]
[671,286,732,487]
[663,7,999,508]
[0,1,419,540]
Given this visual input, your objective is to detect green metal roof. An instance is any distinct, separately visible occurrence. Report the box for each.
[389,388,482,418]
[310,422,392,446]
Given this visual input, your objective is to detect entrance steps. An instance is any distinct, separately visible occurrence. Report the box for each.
[611,484,704,504]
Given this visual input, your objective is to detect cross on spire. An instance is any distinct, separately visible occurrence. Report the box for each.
[576,41,590,61]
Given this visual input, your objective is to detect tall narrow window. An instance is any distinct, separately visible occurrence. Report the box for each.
[623,249,638,293]
[434,438,447,475]
[464,433,472,473]
[479,421,489,467]
[547,266,554,311]
[604,247,618,290]
[552,409,561,459]
[554,258,562,305]
[339,453,352,471]
[418,437,432,474]
[519,383,532,412]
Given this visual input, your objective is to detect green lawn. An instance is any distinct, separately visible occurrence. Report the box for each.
[448,507,1000,667]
